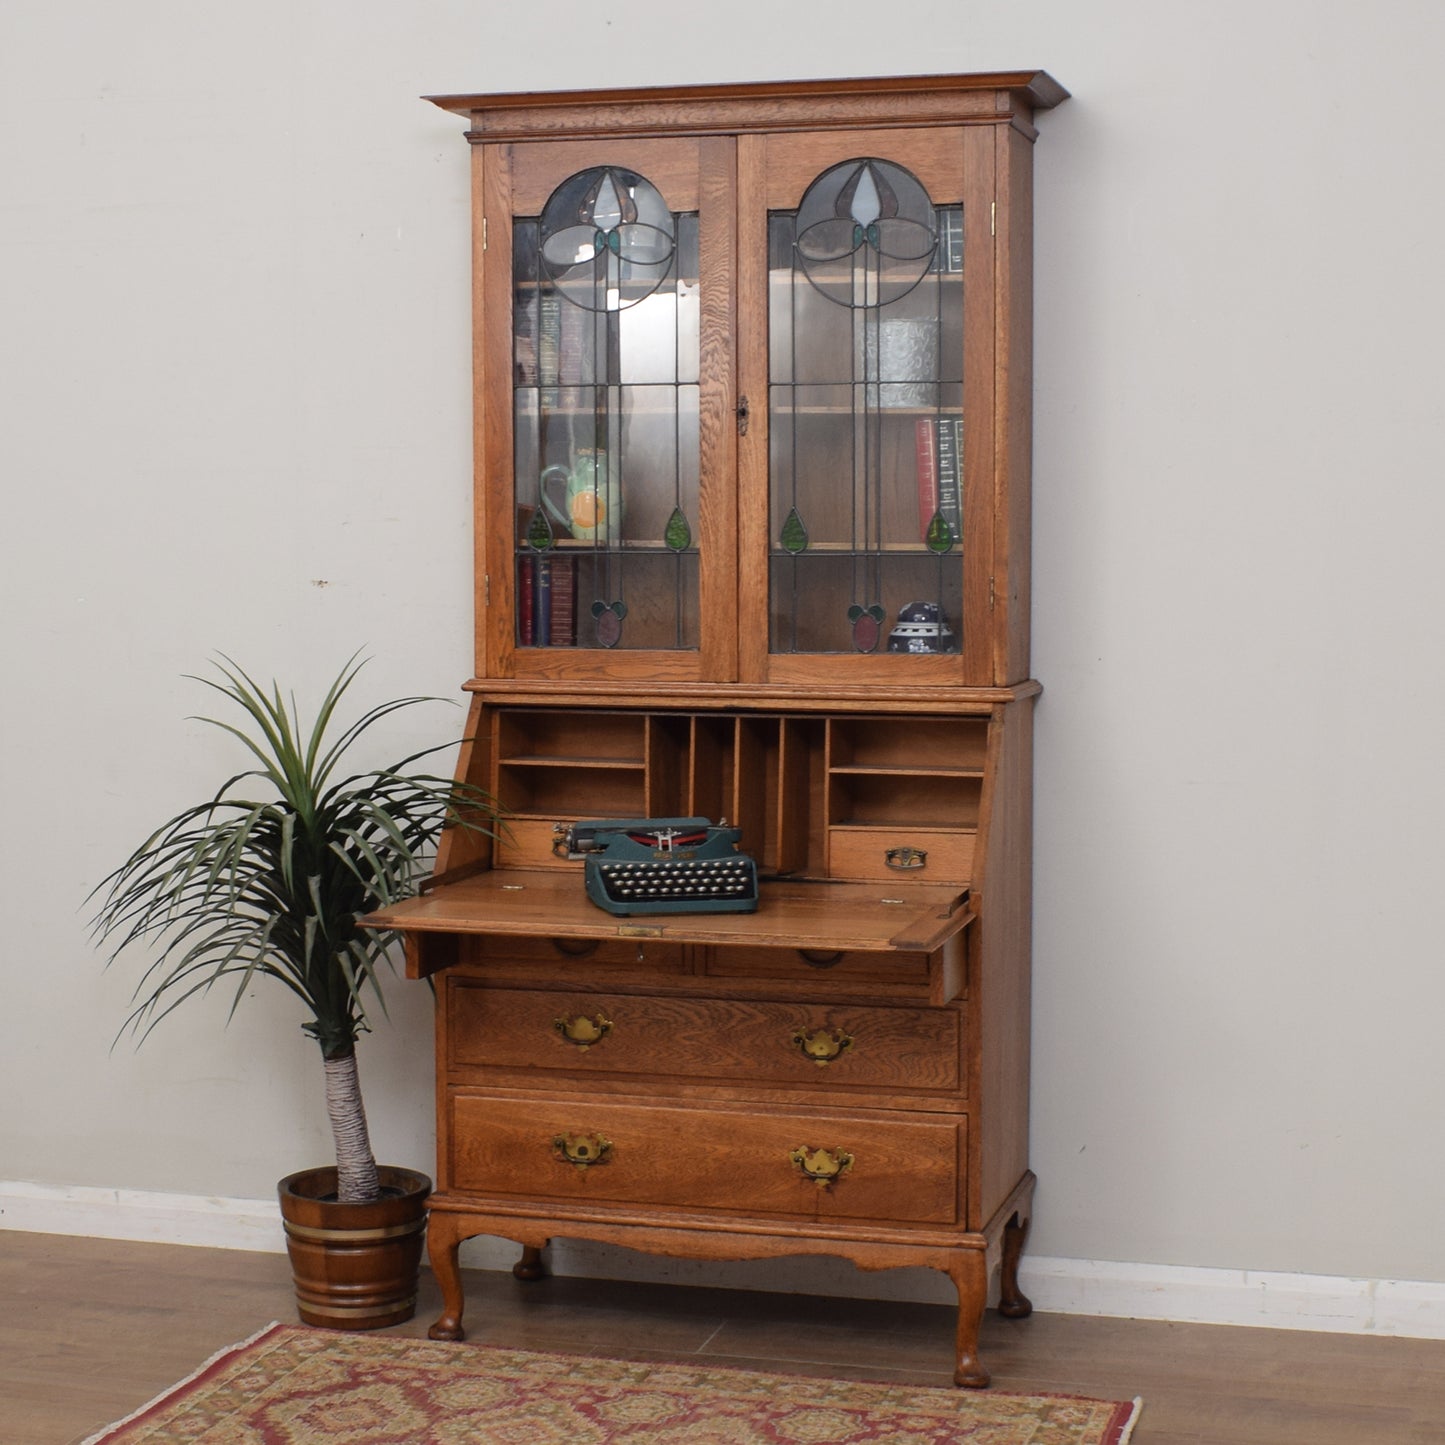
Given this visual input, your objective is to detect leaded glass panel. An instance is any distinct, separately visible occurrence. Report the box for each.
[768,159,963,656]
[513,168,700,651]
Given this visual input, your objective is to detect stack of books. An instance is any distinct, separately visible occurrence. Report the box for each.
[517,553,577,646]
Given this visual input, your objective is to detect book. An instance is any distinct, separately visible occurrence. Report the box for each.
[915,417,963,544]
[537,292,561,405]
[517,554,536,646]
[534,555,552,646]
[935,417,963,542]
[549,555,577,646]
[915,418,938,541]
[941,209,963,271]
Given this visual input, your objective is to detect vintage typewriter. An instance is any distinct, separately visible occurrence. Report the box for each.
[553,817,759,916]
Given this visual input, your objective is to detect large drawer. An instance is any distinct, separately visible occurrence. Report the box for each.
[448,1092,963,1225]
[447,983,961,1093]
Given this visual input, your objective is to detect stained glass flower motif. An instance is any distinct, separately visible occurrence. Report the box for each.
[794,159,937,305]
[847,603,886,653]
[539,167,676,311]
[591,599,627,648]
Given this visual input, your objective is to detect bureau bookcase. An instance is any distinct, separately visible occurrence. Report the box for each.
[367,71,1065,1387]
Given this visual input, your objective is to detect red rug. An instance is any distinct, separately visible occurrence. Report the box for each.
[84,1322,1141,1443]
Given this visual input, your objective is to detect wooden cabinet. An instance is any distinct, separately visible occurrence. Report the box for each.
[366,71,1065,1387]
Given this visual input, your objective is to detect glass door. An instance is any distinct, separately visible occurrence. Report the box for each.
[481,138,736,683]
[738,128,994,687]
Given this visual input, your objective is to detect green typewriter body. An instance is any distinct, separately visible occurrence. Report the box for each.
[555,817,760,917]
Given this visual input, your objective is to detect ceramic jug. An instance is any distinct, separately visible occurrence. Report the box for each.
[540,449,624,543]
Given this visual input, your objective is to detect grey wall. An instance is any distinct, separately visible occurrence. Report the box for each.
[3,0,1442,1288]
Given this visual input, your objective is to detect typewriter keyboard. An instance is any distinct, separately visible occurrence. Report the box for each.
[590,856,758,913]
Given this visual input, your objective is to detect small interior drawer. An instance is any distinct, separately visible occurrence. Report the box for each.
[464,934,687,973]
[704,945,931,989]
[827,827,974,885]
[494,819,578,869]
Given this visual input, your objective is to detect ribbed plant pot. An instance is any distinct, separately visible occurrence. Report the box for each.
[278,1166,431,1331]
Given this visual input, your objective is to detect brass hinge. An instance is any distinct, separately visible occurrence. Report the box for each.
[990,202,996,237]
[989,575,997,609]
[484,574,492,606]
[482,217,488,251]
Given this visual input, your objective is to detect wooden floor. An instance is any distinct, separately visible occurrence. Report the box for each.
[3,1231,1443,1444]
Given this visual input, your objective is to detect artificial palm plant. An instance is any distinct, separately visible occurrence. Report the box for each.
[91,656,497,1204]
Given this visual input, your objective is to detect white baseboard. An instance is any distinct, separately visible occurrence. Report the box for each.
[0,1180,281,1253]
[5,1180,1443,1340]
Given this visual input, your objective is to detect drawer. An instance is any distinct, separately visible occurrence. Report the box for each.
[448,1092,963,1225]
[494,819,579,869]
[704,945,931,989]
[464,934,687,974]
[448,984,961,1091]
[827,827,974,884]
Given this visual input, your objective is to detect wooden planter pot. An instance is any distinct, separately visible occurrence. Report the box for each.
[278,1166,431,1330]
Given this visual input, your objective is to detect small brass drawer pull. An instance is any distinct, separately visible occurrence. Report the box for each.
[554,1013,613,1049]
[885,846,928,871]
[791,1026,855,1066]
[553,1133,612,1169]
[552,938,601,958]
[790,1145,854,1188]
[797,949,844,969]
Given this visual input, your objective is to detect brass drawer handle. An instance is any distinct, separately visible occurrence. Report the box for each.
[886,846,928,871]
[553,1133,612,1169]
[554,1013,613,1049]
[551,938,601,958]
[789,1145,854,1188]
[797,949,844,969]
[791,1026,854,1066]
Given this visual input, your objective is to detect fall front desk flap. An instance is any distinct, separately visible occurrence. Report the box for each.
[362,870,972,971]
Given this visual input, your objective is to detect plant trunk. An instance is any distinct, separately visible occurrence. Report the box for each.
[324,1048,380,1202]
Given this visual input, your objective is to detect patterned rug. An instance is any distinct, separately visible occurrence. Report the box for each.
[84,1322,1142,1443]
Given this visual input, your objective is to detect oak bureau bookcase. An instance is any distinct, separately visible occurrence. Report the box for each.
[366,71,1066,1387]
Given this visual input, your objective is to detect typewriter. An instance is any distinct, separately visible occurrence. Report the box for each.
[553,817,759,917]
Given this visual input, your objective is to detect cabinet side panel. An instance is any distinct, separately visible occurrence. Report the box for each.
[432,695,495,879]
[971,697,1033,1226]
[993,125,1036,685]
[960,126,998,685]
[479,144,516,679]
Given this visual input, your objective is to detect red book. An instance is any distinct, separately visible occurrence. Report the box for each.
[517,554,535,646]
[915,418,938,540]
[549,555,576,646]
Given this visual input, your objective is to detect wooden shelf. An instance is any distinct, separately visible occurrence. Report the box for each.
[519,542,701,555]
[498,756,645,770]
[769,542,957,555]
[830,764,983,777]
[772,405,962,417]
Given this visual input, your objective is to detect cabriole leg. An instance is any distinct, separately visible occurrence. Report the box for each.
[426,1213,469,1342]
[998,1209,1034,1319]
[949,1249,991,1388]
[513,1243,549,1281]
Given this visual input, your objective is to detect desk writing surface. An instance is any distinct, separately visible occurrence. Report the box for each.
[363,871,971,954]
